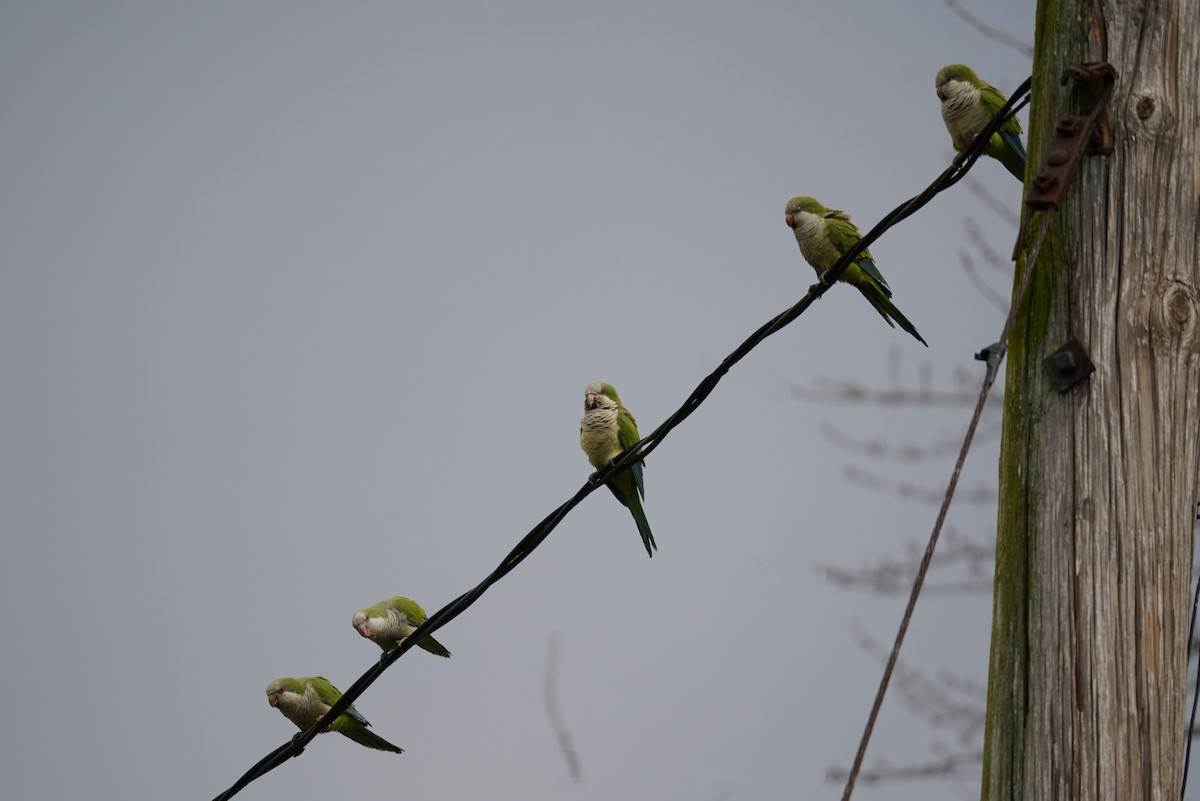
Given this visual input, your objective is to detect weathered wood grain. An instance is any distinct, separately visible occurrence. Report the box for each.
[981,1,1200,799]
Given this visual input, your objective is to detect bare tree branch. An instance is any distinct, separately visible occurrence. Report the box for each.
[823,623,986,786]
[941,0,1034,56]
[963,175,1023,227]
[792,349,1004,409]
[849,622,985,743]
[843,465,996,506]
[820,418,1003,462]
[963,218,1014,275]
[960,248,1011,312]
[819,527,994,596]
[791,381,984,407]
[544,633,584,782]
[826,749,983,784]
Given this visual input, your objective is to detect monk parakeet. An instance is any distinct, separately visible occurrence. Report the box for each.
[265,676,403,754]
[579,381,656,557]
[935,64,1026,181]
[352,596,452,658]
[784,196,927,346]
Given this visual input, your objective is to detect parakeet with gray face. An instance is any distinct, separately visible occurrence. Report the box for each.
[265,676,403,754]
[352,596,452,658]
[935,64,1026,181]
[784,196,927,346]
[579,381,656,557]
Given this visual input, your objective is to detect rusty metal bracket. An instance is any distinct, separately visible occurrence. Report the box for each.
[1026,62,1118,210]
[1013,62,1118,258]
[1065,62,1117,156]
[1043,337,1095,392]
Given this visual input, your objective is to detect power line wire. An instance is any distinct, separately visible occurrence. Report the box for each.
[212,77,1031,801]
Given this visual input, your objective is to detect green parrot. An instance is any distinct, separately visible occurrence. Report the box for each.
[579,381,656,557]
[784,196,927,346]
[935,64,1026,181]
[352,596,452,658]
[265,676,403,754]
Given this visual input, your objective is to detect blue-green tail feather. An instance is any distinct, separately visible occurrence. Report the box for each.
[996,131,1026,181]
[332,718,404,753]
[627,493,657,557]
[609,468,656,557]
[857,282,928,347]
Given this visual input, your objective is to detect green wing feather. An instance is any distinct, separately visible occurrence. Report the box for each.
[389,597,452,657]
[978,82,1023,138]
[304,677,404,753]
[977,81,1026,179]
[820,211,928,346]
[390,596,428,624]
[308,676,342,707]
[615,404,640,448]
[821,210,889,291]
[615,406,644,492]
[306,677,369,729]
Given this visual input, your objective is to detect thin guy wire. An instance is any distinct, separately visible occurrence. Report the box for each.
[212,77,1031,801]
[840,89,1045,801]
[845,70,1113,800]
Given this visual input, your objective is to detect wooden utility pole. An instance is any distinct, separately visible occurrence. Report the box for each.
[981,1,1200,799]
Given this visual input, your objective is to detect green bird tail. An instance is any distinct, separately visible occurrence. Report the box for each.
[333,719,404,753]
[997,146,1026,181]
[857,282,928,347]
[417,633,452,658]
[991,132,1027,182]
[608,464,657,557]
[627,493,657,558]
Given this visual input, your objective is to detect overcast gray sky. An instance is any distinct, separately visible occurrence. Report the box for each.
[1,3,1034,799]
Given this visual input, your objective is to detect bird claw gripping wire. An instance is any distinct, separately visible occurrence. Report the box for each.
[287,733,307,756]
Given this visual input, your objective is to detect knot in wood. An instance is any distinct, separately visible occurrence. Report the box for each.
[1079,496,1094,522]
[1135,96,1155,120]
[1160,282,1197,342]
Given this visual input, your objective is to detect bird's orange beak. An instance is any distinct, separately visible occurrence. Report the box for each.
[267,694,278,708]
[936,87,945,101]
[784,213,794,228]
[356,623,371,638]
[585,393,596,409]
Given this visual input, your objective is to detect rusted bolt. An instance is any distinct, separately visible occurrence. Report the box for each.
[1056,117,1084,136]
[1043,338,1095,392]
[1033,173,1060,193]
[1047,350,1076,370]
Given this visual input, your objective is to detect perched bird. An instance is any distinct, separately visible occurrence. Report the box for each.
[352,596,452,658]
[784,196,927,346]
[935,63,1026,181]
[579,381,656,557]
[265,676,403,754]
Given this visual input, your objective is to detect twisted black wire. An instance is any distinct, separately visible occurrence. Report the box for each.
[212,76,1033,801]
